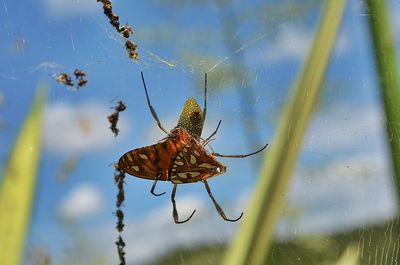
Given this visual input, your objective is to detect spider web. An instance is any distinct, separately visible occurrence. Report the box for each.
[1,0,399,265]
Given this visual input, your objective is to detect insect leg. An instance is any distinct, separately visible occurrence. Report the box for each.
[202,120,222,146]
[140,71,168,134]
[203,73,207,123]
[150,180,166,196]
[171,184,196,224]
[203,180,243,222]
[211,142,268,158]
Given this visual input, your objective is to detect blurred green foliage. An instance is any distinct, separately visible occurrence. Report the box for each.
[366,0,400,205]
[0,86,47,265]
[223,1,347,265]
[149,217,399,265]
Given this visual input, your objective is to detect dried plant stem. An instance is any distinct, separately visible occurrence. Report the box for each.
[114,168,126,265]
[97,0,139,60]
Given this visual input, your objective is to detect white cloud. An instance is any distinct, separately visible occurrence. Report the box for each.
[304,103,385,153]
[34,61,65,72]
[263,25,312,62]
[277,152,398,238]
[93,193,243,264]
[59,184,104,220]
[256,22,350,64]
[43,101,129,154]
[273,102,398,237]
[41,0,97,18]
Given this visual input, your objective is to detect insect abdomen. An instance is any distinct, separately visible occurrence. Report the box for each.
[118,147,157,180]
[118,136,185,181]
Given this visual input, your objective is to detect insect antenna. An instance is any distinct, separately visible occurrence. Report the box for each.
[202,120,222,146]
[212,142,268,158]
[140,71,168,134]
[203,180,243,222]
[150,180,166,196]
[171,184,196,224]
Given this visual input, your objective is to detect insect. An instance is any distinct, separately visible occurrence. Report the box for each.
[117,72,268,224]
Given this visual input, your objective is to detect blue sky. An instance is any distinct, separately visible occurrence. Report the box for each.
[1,0,400,264]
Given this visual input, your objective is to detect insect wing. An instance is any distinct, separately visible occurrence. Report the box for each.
[118,134,187,181]
[170,139,226,184]
[118,145,159,180]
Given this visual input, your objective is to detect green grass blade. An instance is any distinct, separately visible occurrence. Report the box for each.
[333,244,359,265]
[0,85,47,265]
[222,1,347,265]
[366,0,400,205]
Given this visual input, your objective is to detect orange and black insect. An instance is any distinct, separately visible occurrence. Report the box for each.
[117,72,268,224]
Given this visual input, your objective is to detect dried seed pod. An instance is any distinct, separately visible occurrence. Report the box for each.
[54,73,74,87]
[108,101,126,137]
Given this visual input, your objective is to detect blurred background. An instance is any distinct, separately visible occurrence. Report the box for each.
[0,0,399,264]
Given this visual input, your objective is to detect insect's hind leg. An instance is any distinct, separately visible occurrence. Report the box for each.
[140,71,168,134]
[171,184,196,224]
[150,180,166,196]
[211,142,268,158]
[203,180,243,222]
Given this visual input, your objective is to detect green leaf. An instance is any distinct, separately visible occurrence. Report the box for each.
[0,85,47,265]
[366,0,400,207]
[333,244,359,265]
[222,1,347,265]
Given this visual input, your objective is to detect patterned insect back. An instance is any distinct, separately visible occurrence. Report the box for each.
[118,128,192,181]
[177,98,204,140]
[170,136,226,184]
[118,126,226,184]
